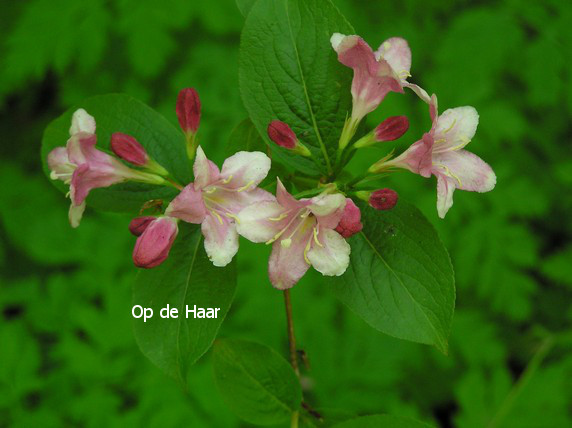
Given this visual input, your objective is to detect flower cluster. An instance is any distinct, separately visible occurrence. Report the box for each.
[48,32,495,290]
[328,33,496,218]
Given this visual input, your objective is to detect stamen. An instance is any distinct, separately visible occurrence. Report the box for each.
[236,180,254,192]
[211,210,224,225]
[437,164,462,187]
[221,175,233,184]
[203,187,217,194]
[398,70,411,78]
[443,119,456,134]
[225,212,240,224]
[281,238,292,248]
[313,227,323,247]
[268,212,289,221]
[303,235,313,265]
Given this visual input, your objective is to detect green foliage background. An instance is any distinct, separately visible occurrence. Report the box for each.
[1,0,571,426]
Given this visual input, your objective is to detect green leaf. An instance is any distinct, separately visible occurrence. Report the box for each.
[326,201,455,353]
[239,0,354,176]
[332,414,434,428]
[224,118,267,158]
[41,93,192,213]
[133,223,236,382]
[212,338,302,425]
[235,0,257,17]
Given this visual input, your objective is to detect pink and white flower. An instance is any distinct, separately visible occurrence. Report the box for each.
[48,109,165,228]
[165,146,272,267]
[381,96,496,218]
[330,33,429,125]
[236,179,350,290]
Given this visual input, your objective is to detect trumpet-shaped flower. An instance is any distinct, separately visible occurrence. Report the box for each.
[382,96,496,218]
[48,109,165,227]
[237,179,350,290]
[330,33,429,125]
[165,146,272,267]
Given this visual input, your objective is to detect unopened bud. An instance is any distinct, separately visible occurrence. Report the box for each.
[354,116,409,148]
[133,217,179,268]
[176,88,201,136]
[267,120,311,156]
[374,116,409,141]
[335,198,363,238]
[369,188,399,210]
[129,216,156,236]
[111,133,148,166]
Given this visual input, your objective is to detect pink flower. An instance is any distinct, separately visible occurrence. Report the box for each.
[165,146,273,267]
[48,109,165,227]
[237,179,350,290]
[382,96,496,218]
[335,198,363,238]
[132,217,179,268]
[330,34,429,124]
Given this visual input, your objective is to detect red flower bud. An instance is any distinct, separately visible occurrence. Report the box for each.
[374,116,409,142]
[132,217,178,268]
[129,216,156,236]
[267,120,297,149]
[369,188,399,210]
[176,88,201,135]
[111,132,149,166]
[335,198,363,238]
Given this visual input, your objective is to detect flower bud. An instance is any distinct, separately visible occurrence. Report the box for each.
[129,216,156,236]
[133,217,179,268]
[354,116,409,149]
[374,116,409,142]
[111,133,148,166]
[176,88,201,136]
[369,188,399,210]
[267,120,311,156]
[335,198,363,238]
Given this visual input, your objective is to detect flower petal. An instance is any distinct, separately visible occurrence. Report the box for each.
[194,146,220,189]
[433,149,496,193]
[307,229,350,276]
[69,108,96,136]
[389,133,434,177]
[68,200,86,228]
[236,200,285,243]
[434,106,479,151]
[70,163,125,205]
[132,217,179,268]
[165,183,207,224]
[268,228,312,290]
[404,83,431,104]
[375,37,411,80]
[48,147,74,180]
[220,151,271,190]
[436,173,455,219]
[276,177,307,211]
[201,214,239,267]
[309,193,346,228]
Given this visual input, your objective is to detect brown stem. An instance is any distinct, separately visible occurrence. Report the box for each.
[283,289,300,376]
[165,177,184,190]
